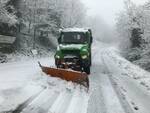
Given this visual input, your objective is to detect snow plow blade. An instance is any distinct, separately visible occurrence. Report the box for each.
[38,62,89,89]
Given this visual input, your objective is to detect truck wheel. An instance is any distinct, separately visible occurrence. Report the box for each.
[84,66,90,74]
[56,65,64,68]
[89,54,92,66]
[90,57,92,66]
[56,65,59,68]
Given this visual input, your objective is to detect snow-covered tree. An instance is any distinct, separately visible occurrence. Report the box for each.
[0,0,18,26]
[15,0,86,52]
[19,0,86,32]
[59,0,86,28]
[116,0,144,50]
[116,0,150,71]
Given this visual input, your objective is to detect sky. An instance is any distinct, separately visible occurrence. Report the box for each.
[81,0,149,26]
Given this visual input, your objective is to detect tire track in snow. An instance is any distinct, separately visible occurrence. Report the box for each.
[21,88,60,113]
[87,62,107,113]
[0,85,44,113]
[108,75,135,113]
[48,89,73,113]
[87,48,125,113]
[21,87,89,113]
[88,50,106,113]
[99,72,126,113]
[104,51,150,113]
[12,89,44,113]
[102,51,135,113]
[65,88,89,113]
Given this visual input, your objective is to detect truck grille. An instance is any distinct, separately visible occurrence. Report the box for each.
[62,50,81,65]
[64,57,79,62]
[62,50,80,57]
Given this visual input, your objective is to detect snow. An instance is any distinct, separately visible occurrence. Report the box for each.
[65,89,89,113]
[0,35,16,44]
[99,74,125,113]
[21,88,60,113]
[0,55,89,113]
[102,46,150,113]
[1,43,150,113]
[0,96,4,105]
[0,84,43,112]
[61,28,89,33]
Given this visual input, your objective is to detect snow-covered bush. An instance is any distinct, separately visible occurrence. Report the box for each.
[133,49,150,71]
[126,47,142,61]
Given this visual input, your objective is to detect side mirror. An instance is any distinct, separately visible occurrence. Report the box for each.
[91,36,93,44]
[58,38,61,44]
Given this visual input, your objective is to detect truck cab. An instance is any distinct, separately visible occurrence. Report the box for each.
[55,28,93,74]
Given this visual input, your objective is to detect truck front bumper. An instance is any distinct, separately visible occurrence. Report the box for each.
[55,58,90,69]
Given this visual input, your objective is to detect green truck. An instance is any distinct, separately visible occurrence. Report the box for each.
[54,28,93,74]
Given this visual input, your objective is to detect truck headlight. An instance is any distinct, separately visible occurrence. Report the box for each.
[56,55,60,59]
[82,55,88,59]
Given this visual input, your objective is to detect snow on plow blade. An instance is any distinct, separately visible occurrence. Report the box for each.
[38,62,89,89]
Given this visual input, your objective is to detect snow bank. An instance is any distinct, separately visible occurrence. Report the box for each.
[106,47,150,91]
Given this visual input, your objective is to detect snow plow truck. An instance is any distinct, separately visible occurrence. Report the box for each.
[39,28,93,88]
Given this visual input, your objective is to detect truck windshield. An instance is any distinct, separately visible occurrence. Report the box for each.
[60,32,88,44]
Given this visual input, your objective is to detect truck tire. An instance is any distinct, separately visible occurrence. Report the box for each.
[56,64,64,68]
[84,66,90,74]
[56,65,59,68]
[90,54,92,66]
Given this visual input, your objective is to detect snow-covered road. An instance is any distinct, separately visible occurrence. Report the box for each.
[1,44,150,113]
